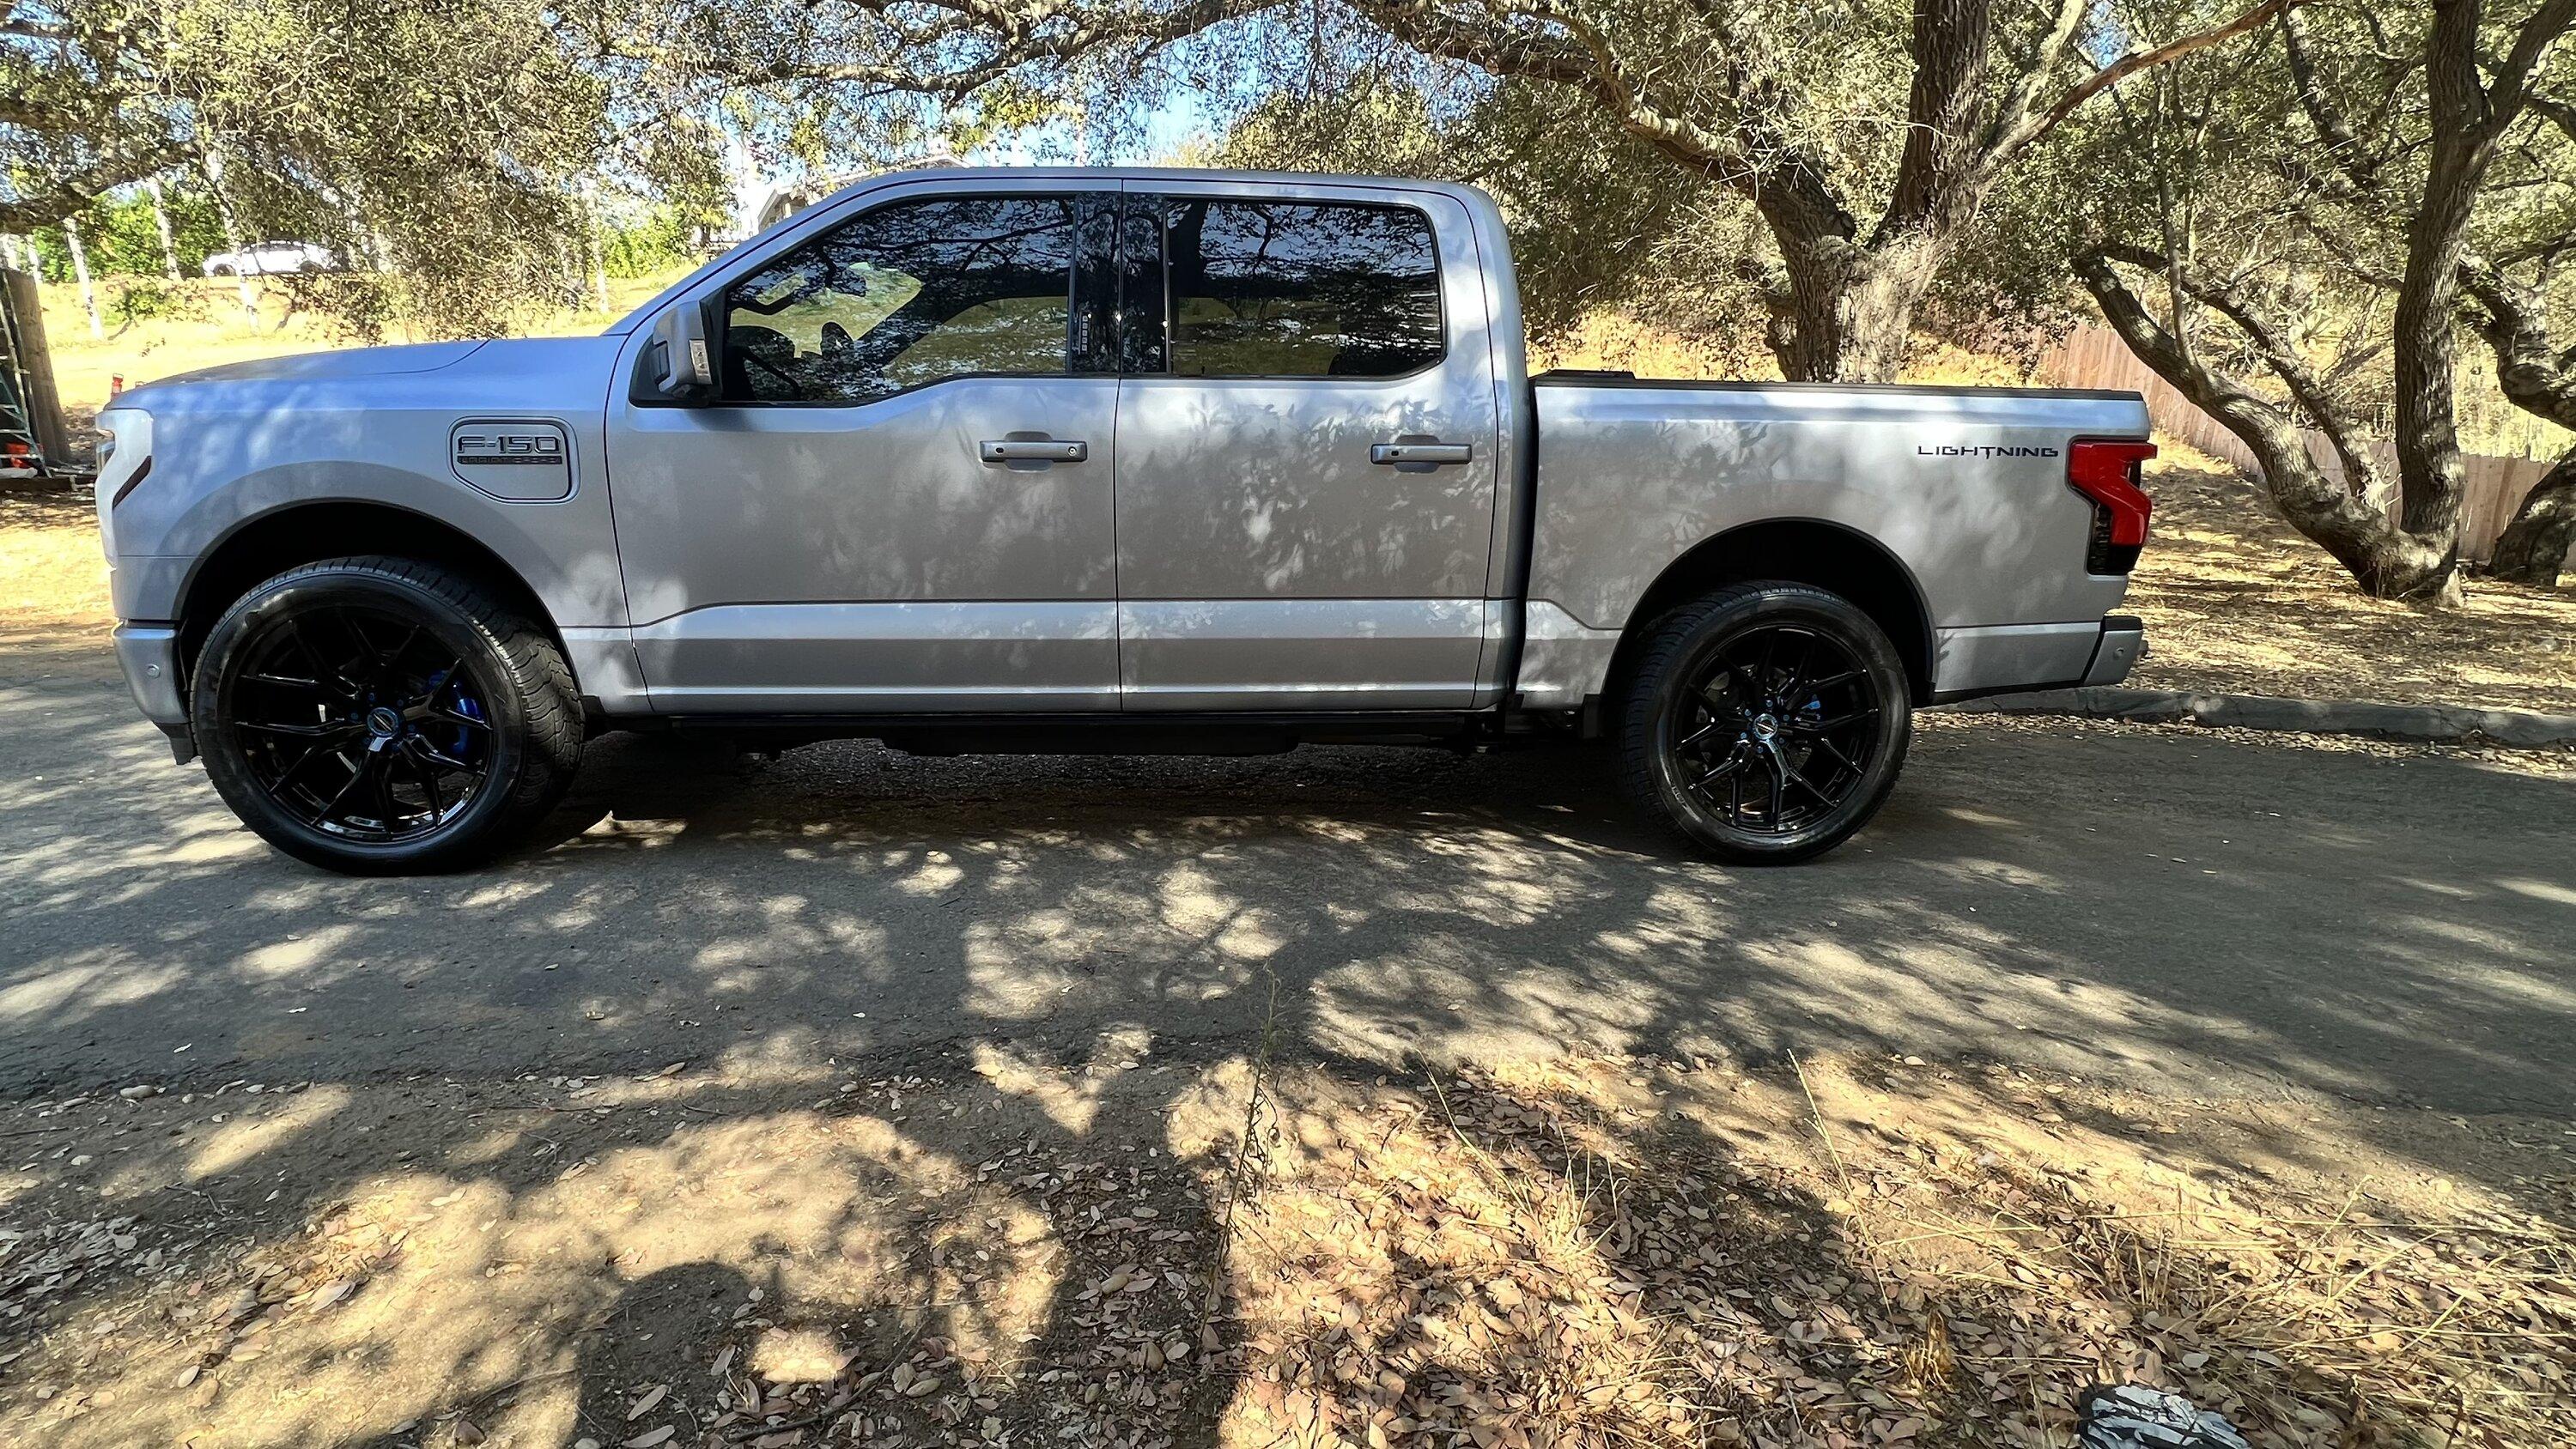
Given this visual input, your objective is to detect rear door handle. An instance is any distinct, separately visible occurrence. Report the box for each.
[1370,441,1472,465]
[980,439,1089,464]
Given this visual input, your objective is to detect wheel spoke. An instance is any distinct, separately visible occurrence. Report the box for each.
[1693,751,1748,788]
[1779,757,1835,806]
[280,620,357,699]
[337,609,386,673]
[411,751,444,819]
[1778,632,1816,704]
[366,749,404,828]
[425,704,493,733]
[1811,736,1864,778]
[1795,707,1880,735]
[1761,749,1785,830]
[410,738,483,776]
[264,741,335,797]
[315,754,375,825]
[239,718,361,741]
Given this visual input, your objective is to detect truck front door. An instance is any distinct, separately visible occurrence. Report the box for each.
[1111,185,1503,711]
[607,183,1122,712]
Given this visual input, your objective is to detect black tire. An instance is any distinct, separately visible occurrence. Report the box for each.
[1617,581,1911,864]
[189,556,581,875]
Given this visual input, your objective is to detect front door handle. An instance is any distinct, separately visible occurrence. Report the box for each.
[1370,441,1472,466]
[980,438,1089,464]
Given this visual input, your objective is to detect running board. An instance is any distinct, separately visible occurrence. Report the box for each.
[641,709,1493,756]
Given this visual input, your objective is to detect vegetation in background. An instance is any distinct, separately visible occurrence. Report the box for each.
[3,0,731,338]
[6,0,2572,591]
[2054,0,2576,599]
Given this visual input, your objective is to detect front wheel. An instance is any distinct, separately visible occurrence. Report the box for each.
[190,557,581,875]
[1618,582,1912,864]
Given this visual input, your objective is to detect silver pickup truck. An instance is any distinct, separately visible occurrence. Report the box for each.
[94,167,2154,875]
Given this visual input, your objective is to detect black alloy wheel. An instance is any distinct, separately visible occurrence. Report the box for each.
[191,556,581,874]
[224,603,496,843]
[1620,582,1912,864]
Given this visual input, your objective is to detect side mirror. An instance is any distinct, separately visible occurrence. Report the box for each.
[652,298,720,403]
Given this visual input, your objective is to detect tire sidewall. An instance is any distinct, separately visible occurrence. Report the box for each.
[191,567,535,873]
[1637,588,1912,863]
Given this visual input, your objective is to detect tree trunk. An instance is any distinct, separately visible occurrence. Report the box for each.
[62,216,102,340]
[1768,236,1941,383]
[2488,454,2576,587]
[144,178,180,282]
[197,149,258,324]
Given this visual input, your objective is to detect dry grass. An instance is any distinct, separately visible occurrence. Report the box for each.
[4,1053,2568,1448]
[33,273,688,427]
[0,495,111,661]
[2128,450,2576,714]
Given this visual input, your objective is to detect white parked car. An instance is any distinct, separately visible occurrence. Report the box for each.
[200,241,336,277]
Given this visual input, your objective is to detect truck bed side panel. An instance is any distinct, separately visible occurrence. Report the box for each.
[1526,380,2152,702]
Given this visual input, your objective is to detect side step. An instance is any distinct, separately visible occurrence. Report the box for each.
[650,710,1491,757]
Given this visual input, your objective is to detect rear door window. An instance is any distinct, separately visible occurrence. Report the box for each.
[1159,200,1443,379]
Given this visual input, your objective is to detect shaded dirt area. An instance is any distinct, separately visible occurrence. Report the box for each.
[3,1052,2570,1449]
[2126,453,2576,713]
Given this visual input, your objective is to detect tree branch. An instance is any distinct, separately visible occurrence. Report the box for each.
[2075,246,2433,590]
[0,136,187,233]
[2280,5,2379,192]
[1880,0,1992,239]
[2095,239,2382,496]
[2458,259,2576,431]
[2000,0,2314,157]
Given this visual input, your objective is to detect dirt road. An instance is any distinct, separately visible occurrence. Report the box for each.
[6,646,2572,1117]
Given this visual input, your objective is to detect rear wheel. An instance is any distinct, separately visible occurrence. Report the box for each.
[190,557,580,874]
[1618,582,1911,864]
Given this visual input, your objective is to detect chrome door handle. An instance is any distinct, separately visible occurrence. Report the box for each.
[980,439,1089,464]
[1370,441,1471,465]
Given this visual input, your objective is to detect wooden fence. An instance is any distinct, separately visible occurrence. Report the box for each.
[2038,325,2558,563]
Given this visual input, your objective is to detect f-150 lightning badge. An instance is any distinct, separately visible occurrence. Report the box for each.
[450,419,573,501]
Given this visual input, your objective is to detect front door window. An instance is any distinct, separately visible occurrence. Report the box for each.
[720,196,1077,404]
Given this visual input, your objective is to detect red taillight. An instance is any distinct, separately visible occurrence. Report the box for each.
[2068,439,2155,573]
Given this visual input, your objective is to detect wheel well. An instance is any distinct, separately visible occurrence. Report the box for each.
[1605,520,1935,706]
[177,502,561,665]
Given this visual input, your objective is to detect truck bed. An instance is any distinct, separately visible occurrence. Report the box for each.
[1519,373,2153,705]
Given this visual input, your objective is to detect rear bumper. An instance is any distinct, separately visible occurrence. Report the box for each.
[2082,614,2146,686]
[112,624,188,725]
[1929,614,2145,704]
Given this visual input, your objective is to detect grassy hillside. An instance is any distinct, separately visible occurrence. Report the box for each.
[32,273,691,428]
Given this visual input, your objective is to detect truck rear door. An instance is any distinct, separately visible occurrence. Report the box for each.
[1110,183,1502,711]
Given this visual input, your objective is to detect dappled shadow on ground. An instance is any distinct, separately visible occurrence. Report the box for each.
[2,1048,2567,1447]
[5,638,2576,1443]
[5,652,2573,1131]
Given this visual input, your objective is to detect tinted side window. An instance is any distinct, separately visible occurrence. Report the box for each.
[1163,201,1442,379]
[722,196,1073,403]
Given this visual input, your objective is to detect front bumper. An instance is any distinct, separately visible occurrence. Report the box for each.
[113,624,188,725]
[2081,614,2146,686]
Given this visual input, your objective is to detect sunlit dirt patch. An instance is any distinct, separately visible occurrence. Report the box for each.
[2123,452,2576,713]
